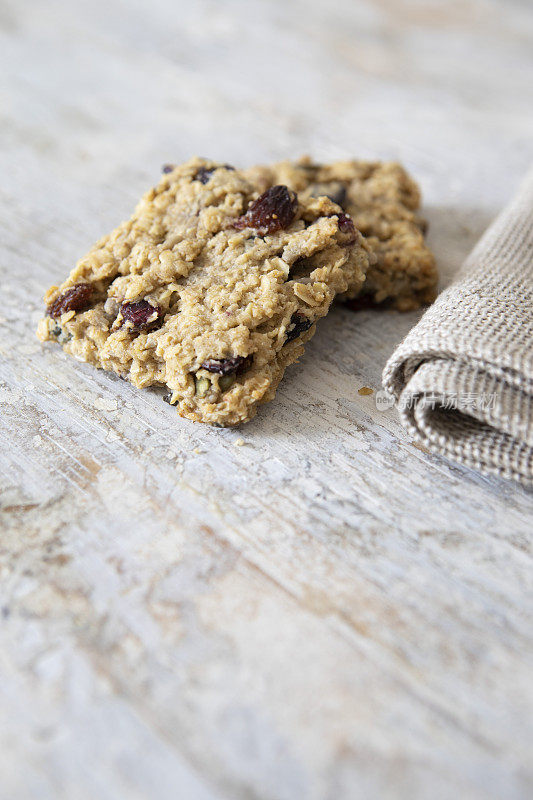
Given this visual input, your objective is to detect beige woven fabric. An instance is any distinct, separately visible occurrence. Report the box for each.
[382,167,533,486]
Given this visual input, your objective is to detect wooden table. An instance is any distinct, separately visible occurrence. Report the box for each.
[1,1,532,798]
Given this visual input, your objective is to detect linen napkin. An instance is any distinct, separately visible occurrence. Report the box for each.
[382,167,533,486]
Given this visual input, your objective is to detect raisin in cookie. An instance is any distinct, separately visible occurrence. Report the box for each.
[38,158,371,426]
[244,157,437,311]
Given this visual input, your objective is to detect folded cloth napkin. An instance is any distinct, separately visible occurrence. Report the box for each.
[382,167,533,486]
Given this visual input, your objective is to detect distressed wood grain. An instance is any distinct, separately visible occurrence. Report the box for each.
[0,1,532,798]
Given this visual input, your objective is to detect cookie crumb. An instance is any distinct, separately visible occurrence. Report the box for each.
[233,438,245,447]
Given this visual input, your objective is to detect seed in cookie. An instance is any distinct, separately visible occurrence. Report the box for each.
[47,283,94,318]
[120,300,163,332]
[48,322,72,343]
[233,185,298,234]
[219,374,237,392]
[195,355,253,397]
[194,376,211,397]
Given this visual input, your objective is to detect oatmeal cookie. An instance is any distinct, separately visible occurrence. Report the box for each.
[38,158,371,426]
[244,157,437,311]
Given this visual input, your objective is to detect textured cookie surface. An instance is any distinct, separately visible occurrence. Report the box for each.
[244,157,437,311]
[38,158,371,426]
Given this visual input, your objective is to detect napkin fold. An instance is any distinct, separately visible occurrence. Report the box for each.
[382,168,533,486]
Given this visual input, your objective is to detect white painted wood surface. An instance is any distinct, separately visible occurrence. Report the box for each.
[1,1,532,798]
